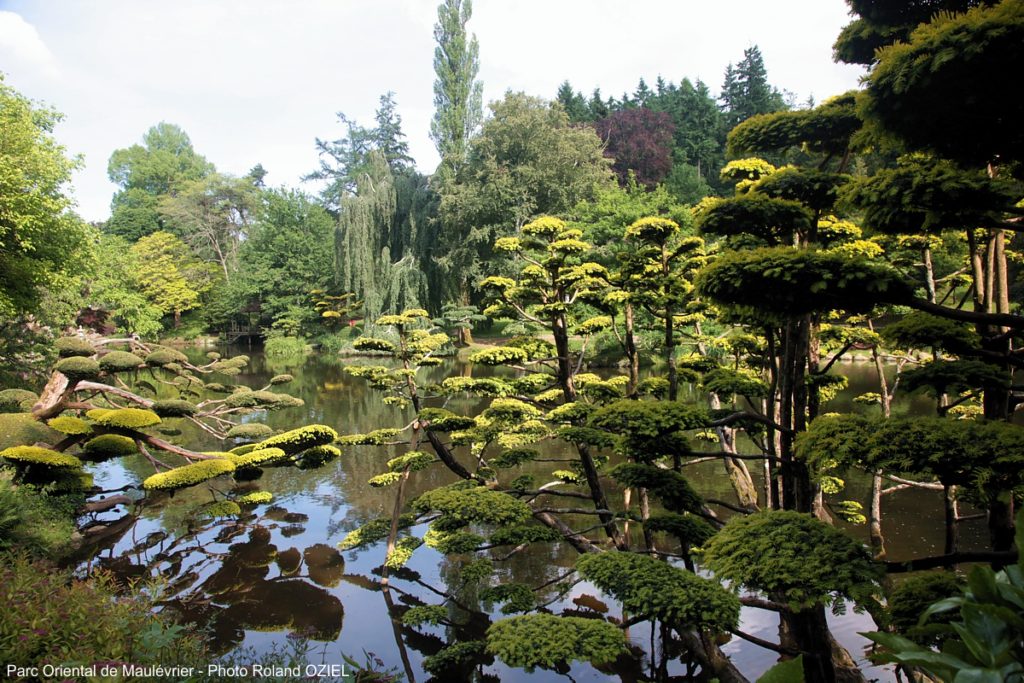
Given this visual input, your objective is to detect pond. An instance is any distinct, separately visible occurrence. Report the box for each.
[75,350,987,682]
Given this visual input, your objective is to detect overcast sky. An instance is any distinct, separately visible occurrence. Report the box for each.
[0,0,865,222]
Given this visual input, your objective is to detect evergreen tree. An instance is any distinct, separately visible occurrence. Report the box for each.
[373,91,414,173]
[430,0,483,180]
[555,80,590,123]
[720,46,787,130]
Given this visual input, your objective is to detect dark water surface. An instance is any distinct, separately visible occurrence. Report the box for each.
[78,351,979,682]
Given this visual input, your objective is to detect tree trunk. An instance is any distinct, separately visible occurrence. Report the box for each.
[779,606,838,683]
[625,303,640,396]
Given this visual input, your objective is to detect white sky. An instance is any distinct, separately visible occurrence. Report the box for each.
[0,0,865,222]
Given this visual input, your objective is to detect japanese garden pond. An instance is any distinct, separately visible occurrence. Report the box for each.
[74,349,988,683]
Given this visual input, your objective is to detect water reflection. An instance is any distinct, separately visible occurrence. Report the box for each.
[74,351,964,682]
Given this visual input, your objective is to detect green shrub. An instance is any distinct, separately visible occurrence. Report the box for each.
[55,356,101,381]
[0,471,78,557]
[142,459,236,492]
[0,389,38,413]
[152,399,197,418]
[94,408,162,430]
[82,434,137,461]
[98,350,145,372]
[264,335,310,357]
[54,336,97,357]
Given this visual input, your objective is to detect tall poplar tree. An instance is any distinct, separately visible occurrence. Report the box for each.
[430,0,483,180]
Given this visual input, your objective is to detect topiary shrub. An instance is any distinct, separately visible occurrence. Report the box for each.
[151,399,197,418]
[94,408,161,430]
[98,350,145,373]
[0,389,38,413]
[144,348,188,366]
[486,614,627,672]
[54,356,101,381]
[198,500,241,518]
[609,463,704,514]
[295,444,341,469]
[468,346,530,366]
[645,513,718,546]
[0,414,60,450]
[54,336,96,358]
[82,434,138,461]
[258,424,338,455]
[46,416,92,435]
[701,510,883,610]
[229,447,290,469]
[577,551,740,630]
[226,423,275,440]
[142,458,236,492]
[0,446,82,470]
[417,408,476,432]
[236,491,273,506]
[269,374,293,385]
[412,484,531,530]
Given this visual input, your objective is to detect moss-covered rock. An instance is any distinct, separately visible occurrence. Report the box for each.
[226,423,275,440]
[142,458,236,492]
[0,388,39,413]
[82,434,137,461]
[1,446,82,470]
[46,416,92,435]
[54,336,97,357]
[144,348,189,366]
[258,424,338,455]
[94,408,161,430]
[151,399,197,418]
[98,350,145,372]
[55,356,101,381]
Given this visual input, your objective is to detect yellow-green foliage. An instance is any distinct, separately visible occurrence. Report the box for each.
[483,398,541,422]
[151,399,197,417]
[98,350,144,372]
[230,447,290,469]
[229,443,259,456]
[486,614,627,672]
[0,414,59,449]
[236,491,273,506]
[701,510,883,610]
[626,216,680,242]
[224,390,303,409]
[54,336,96,357]
[522,215,565,237]
[353,337,397,353]
[387,451,434,472]
[368,472,402,487]
[338,513,416,550]
[258,424,337,454]
[82,434,137,460]
[198,500,241,518]
[142,458,236,491]
[1,446,81,470]
[412,484,531,529]
[94,408,161,430]
[418,408,476,432]
[85,408,112,421]
[469,346,530,366]
[144,348,188,366]
[578,551,740,630]
[46,416,91,435]
[269,374,293,385]
[384,536,423,569]
[225,423,275,440]
[337,428,401,446]
[54,356,101,381]
[0,389,38,413]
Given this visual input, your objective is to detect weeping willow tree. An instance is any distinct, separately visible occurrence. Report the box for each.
[334,152,438,320]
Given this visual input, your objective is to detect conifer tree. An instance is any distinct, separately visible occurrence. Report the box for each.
[430,0,483,180]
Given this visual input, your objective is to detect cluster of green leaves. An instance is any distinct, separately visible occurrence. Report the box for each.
[701,510,883,610]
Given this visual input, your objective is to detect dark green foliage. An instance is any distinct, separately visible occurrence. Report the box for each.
[151,399,197,418]
[727,92,860,157]
[645,513,717,546]
[423,641,487,676]
[480,583,536,614]
[701,510,883,610]
[695,247,909,319]
[609,464,703,514]
[589,400,706,461]
[577,552,740,630]
[702,368,769,398]
[841,156,1020,234]
[0,389,37,413]
[486,614,626,672]
[54,337,96,358]
[490,449,539,469]
[338,514,417,551]
[881,312,981,354]
[412,484,531,530]
[757,656,806,683]
[82,434,137,461]
[144,348,188,366]
[556,426,616,449]
[886,573,964,644]
[860,1,1024,167]
[753,167,850,213]
[225,423,275,440]
[98,350,144,373]
[54,356,101,381]
[402,604,449,627]
[697,195,813,246]
[900,359,1010,398]
[488,525,562,546]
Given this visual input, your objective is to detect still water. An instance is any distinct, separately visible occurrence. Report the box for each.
[77,350,983,682]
